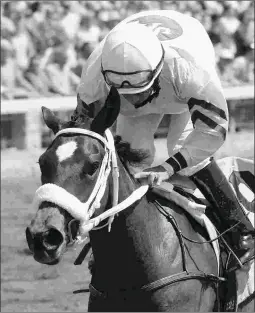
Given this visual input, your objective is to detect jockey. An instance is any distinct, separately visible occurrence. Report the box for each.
[74,10,254,270]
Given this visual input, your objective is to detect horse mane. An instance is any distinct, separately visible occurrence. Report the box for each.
[67,114,91,128]
[114,135,149,167]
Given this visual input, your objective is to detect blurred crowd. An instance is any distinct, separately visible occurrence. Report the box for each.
[1,0,254,100]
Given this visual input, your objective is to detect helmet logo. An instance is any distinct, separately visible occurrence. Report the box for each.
[127,15,183,41]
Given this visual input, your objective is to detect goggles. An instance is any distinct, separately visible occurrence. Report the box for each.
[101,45,165,90]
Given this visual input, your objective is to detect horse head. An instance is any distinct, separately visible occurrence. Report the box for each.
[26,87,122,265]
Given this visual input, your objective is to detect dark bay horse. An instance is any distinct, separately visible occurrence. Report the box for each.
[26,87,227,311]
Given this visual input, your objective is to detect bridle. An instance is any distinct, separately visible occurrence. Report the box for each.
[32,127,149,245]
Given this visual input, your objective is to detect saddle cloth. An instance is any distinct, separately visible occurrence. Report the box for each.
[154,157,254,308]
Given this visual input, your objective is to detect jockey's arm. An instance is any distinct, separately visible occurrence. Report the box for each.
[73,39,109,119]
[164,61,229,176]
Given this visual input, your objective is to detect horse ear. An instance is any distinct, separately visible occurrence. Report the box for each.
[90,87,120,134]
[41,106,63,134]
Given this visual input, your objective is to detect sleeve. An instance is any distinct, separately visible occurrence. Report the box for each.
[165,57,229,173]
[77,39,108,105]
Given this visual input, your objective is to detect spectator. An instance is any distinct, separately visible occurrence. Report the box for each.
[1,3,16,38]
[207,14,221,45]
[11,13,35,72]
[234,6,254,57]
[97,10,120,37]
[97,18,112,42]
[214,33,238,86]
[44,49,80,96]
[25,2,48,55]
[1,39,40,99]
[28,1,45,23]
[1,0,254,99]
[24,56,57,97]
[1,39,16,99]
[204,1,224,16]
[60,1,88,41]
[38,8,77,72]
[218,2,240,36]
[39,37,77,72]
[35,4,68,53]
[76,15,101,46]
[232,43,254,84]
[72,42,96,77]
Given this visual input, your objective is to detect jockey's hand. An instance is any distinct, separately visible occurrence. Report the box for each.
[134,165,173,187]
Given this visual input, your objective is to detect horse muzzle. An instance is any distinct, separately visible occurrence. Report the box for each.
[25,204,69,264]
[26,226,65,264]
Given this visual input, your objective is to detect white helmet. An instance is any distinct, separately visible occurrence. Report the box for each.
[101,22,164,94]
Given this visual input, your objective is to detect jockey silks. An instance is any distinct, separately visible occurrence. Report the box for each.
[77,10,229,176]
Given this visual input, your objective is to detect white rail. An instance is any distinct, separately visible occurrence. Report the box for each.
[1,85,254,150]
[1,85,254,114]
[1,96,75,114]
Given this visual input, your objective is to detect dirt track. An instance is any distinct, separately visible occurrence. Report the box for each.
[1,131,254,312]
[1,149,91,312]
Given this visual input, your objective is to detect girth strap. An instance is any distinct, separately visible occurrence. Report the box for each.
[141,270,225,293]
[88,271,225,299]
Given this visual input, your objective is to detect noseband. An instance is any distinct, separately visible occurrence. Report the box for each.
[32,128,149,245]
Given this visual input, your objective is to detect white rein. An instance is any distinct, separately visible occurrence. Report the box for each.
[32,128,149,244]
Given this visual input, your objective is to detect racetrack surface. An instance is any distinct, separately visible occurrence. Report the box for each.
[1,131,254,312]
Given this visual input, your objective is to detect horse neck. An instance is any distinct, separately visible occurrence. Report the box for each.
[89,158,218,311]
[89,159,185,291]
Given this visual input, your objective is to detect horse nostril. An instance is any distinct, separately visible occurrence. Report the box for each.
[42,228,64,250]
[26,227,34,252]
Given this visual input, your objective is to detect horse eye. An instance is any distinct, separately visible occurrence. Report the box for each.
[92,161,100,171]
[86,161,100,176]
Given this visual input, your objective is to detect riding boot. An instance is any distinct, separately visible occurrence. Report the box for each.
[190,158,254,270]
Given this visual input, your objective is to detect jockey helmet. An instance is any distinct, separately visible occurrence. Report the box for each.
[101,23,164,94]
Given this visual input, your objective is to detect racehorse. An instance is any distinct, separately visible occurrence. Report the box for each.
[25,87,252,311]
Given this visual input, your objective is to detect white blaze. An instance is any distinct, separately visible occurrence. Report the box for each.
[56,141,77,162]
